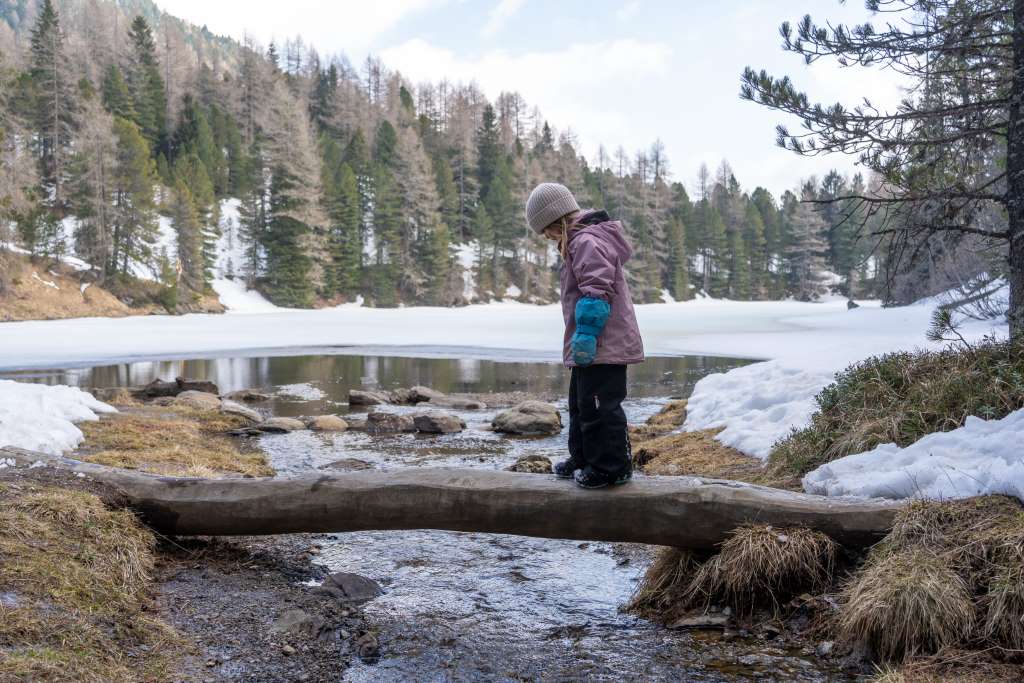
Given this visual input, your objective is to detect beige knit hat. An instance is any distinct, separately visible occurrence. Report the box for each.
[525,183,580,234]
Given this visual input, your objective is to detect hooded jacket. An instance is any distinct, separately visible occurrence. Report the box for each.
[560,210,645,367]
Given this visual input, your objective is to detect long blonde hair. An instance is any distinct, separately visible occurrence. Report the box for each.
[555,212,581,261]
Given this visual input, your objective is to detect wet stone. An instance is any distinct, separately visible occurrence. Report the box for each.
[314,572,383,604]
[348,390,392,406]
[173,390,223,411]
[412,411,465,434]
[506,454,553,474]
[319,458,373,472]
[255,417,307,433]
[306,415,348,432]
[176,377,220,395]
[220,399,262,424]
[491,401,563,436]
[224,389,271,403]
[409,385,445,403]
[365,412,416,434]
[427,395,486,410]
[668,612,731,630]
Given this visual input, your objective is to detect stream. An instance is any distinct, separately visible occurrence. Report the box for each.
[6,349,849,681]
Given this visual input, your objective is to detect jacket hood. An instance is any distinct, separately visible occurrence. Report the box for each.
[571,210,633,264]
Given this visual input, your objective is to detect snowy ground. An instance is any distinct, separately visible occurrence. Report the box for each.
[0,379,116,455]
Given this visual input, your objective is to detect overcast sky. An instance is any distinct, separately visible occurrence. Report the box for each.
[155,0,907,198]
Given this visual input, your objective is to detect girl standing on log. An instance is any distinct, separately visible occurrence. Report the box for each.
[525,183,645,489]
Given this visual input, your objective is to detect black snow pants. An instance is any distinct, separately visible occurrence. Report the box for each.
[567,364,631,476]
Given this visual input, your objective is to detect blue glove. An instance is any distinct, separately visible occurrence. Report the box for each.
[571,297,610,366]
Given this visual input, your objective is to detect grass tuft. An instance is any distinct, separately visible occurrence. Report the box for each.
[0,483,185,681]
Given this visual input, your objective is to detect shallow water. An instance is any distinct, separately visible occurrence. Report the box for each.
[9,349,847,681]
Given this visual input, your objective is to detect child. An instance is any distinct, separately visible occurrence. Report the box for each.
[525,182,645,489]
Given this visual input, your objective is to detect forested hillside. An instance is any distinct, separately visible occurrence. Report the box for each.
[3,0,896,309]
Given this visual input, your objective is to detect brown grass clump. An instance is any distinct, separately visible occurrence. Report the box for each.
[0,483,184,681]
[628,525,838,620]
[871,650,1024,682]
[839,496,1024,663]
[841,549,975,661]
[625,547,705,621]
[629,399,688,442]
[78,406,273,478]
[634,428,773,485]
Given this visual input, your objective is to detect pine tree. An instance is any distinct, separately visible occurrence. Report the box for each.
[665,217,690,300]
[321,136,361,297]
[69,93,116,278]
[29,0,76,210]
[109,117,158,276]
[126,15,167,154]
[741,200,767,297]
[785,193,829,301]
[169,176,204,304]
[262,165,313,307]
[101,64,134,121]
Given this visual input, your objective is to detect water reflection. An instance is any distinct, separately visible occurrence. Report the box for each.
[2,350,749,418]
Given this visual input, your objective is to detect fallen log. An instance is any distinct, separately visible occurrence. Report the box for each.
[1,447,901,550]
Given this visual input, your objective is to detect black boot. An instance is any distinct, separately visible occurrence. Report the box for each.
[573,465,632,489]
[553,458,582,479]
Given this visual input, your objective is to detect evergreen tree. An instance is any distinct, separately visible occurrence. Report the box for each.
[126,15,167,153]
[262,165,313,307]
[101,64,134,121]
[665,217,690,300]
[321,137,361,296]
[109,117,158,276]
[169,176,204,304]
[785,192,829,301]
[28,0,76,210]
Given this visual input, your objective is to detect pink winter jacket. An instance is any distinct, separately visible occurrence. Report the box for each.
[560,210,645,368]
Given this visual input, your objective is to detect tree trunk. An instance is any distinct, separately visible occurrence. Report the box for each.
[2,447,901,550]
[1008,0,1024,340]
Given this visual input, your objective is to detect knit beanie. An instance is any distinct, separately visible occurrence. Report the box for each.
[525,183,580,234]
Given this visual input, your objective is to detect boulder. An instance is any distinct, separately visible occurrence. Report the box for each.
[409,386,445,403]
[319,458,373,471]
[389,388,414,404]
[176,376,219,395]
[428,395,486,410]
[223,389,271,403]
[491,401,563,436]
[306,415,349,432]
[412,411,465,434]
[314,572,383,604]
[668,612,731,630]
[255,417,307,433]
[139,378,180,398]
[220,399,262,424]
[365,412,416,434]
[506,454,553,474]
[270,608,328,638]
[348,390,393,406]
[172,390,223,411]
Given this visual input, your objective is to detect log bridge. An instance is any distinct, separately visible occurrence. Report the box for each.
[1,447,901,550]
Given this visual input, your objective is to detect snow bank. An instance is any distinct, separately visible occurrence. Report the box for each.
[803,409,1024,501]
[0,380,116,455]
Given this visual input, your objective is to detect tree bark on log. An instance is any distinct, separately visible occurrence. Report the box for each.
[1,447,901,550]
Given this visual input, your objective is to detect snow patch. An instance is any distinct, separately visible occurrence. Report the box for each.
[0,380,116,455]
[31,272,59,290]
[803,409,1024,501]
[212,278,282,314]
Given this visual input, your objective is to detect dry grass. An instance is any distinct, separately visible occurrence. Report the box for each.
[871,650,1024,682]
[0,483,185,681]
[839,496,1024,663]
[769,338,1024,478]
[635,428,775,485]
[841,549,975,661]
[78,406,273,478]
[628,525,838,620]
[629,399,688,441]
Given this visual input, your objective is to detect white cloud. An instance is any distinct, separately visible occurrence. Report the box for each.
[157,0,446,56]
[481,0,527,37]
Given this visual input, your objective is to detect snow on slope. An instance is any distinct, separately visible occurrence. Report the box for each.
[0,379,115,455]
[803,409,1024,501]
[210,198,282,313]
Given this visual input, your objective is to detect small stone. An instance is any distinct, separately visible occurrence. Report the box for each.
[816,641,835,657]
[668,612,731,630]
[281,644,296,655]
[271,609,326,638]
[409,386,445,403]
[427,395,486,410]
[314,572,383,604]
[348,390,392,406]
[176,377,219,395]
[205,659,217,667]
[722,629,739,642]
[255,417,307,433]
[223,389,271,402]
[220,399,262,424]
[506,454,553,474]
[365,412,416,435]
[319,458,373,471]
[412,411,464,434]
[172,390,223,411]
[306,415,349,432]
[491,401,562,436]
